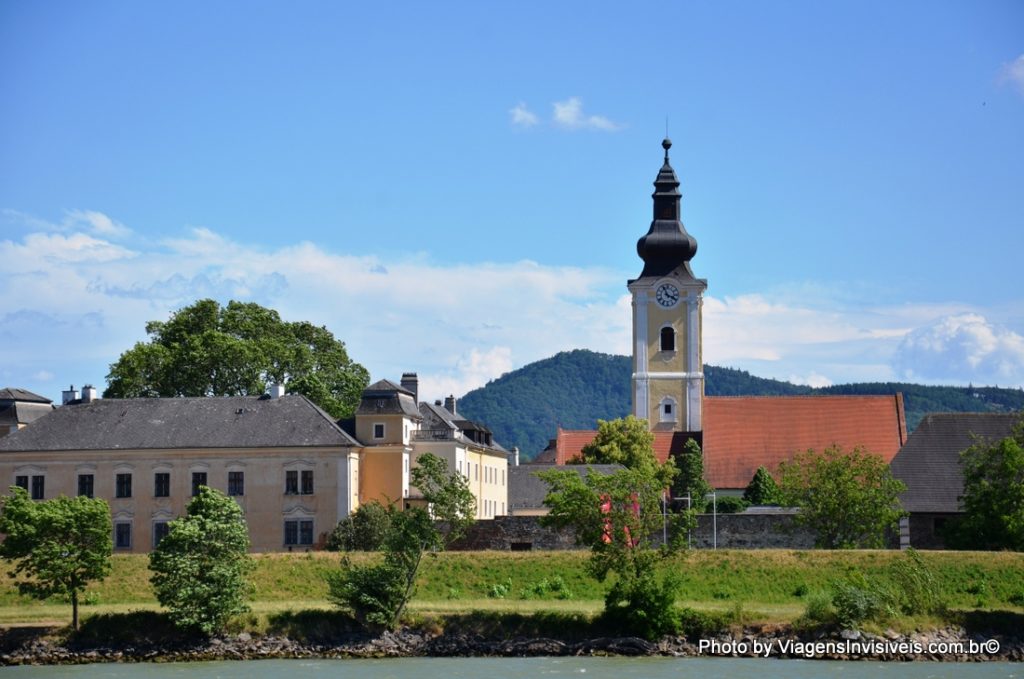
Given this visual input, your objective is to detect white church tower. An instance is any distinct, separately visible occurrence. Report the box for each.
[628,138,707,434]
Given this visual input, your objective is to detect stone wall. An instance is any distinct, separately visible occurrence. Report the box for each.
[450,513,816,551]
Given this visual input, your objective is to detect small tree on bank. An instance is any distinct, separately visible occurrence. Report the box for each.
[676,439,712,512]
[327,453,475,630]
[540,422,690,640]
[574,415,657,470]
[149,486,253,635]
[0,488,112,630]
[947,419,1024,551]
[778,445,906,549]
[327,501,393,551]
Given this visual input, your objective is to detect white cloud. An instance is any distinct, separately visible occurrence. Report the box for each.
[509,102,539,127]
[32,370,55,381]
[788,372,834,388]
[893,313,1024,385]
[998,54,1024,95]
[419,347,515,402]
[552,97,621,131]
[65,209,132,239]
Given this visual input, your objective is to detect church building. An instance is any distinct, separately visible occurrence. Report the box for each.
[538,140,908,492]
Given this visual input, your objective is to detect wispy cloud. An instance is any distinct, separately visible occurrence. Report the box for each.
[552,97,621,131]
[3,211,1021,405]
[998,54,1024,96]
[509,102,539,128]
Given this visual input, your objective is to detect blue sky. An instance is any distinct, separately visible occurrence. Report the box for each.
[2,0,1023,403]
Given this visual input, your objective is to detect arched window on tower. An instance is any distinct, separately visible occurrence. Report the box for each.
[659,396,678,423]
[660,326,675,352]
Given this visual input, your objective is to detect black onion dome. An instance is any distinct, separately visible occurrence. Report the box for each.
[635,138,698,279]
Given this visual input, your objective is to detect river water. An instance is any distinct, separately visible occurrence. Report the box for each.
[2,658,1020,679]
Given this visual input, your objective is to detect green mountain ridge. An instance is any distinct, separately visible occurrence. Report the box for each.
[456,349,1024,461]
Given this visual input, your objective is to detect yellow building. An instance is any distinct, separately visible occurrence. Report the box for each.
[0,373,509,552]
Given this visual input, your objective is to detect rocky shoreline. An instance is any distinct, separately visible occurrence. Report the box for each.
[1,625,1022,665]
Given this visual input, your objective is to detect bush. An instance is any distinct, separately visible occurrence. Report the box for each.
[889,548,945,616]
[326,558,409,629]
[831,573,896,629]
[678,607,729,639]
[801,590,835,625]
[713,496,749,514]
[599,569,681,640]
[327,502,393,551]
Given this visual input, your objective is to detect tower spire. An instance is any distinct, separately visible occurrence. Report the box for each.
[635,139,698,280]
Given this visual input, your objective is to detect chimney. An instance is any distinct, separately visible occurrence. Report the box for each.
[81,384,97,403]
[511,446,520,467]
[269,383,285,399]
[62,384,80,406]
[400,372,419,403]
[444,394,456,416]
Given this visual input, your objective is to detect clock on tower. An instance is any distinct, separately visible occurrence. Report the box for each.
[627,139,708,434]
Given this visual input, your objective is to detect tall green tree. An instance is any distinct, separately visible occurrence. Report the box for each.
[743,466,781,505]
[947,419,1024,550]
[778,445,907,549]
[539,453,689,639]
[327,453,474,630]
[149,487,254,635]
[0,488,112,630]
[676,438,712,512]
[574,415,657,470]
[105,299,370,418]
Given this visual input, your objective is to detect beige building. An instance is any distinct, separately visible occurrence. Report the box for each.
[0,374,508,552]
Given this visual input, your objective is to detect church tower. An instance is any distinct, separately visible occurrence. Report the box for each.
[629,138,707,434]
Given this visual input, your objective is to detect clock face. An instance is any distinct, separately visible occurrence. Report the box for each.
[655,283,680,308]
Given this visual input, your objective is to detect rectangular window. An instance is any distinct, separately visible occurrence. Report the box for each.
[154,472,170,498]
[78,474,94,498]
[228,471,244,496]
[15,475,28,491]
[152,521,169,547]
[373,423,385,439]
[115,523,132,549]
[475,464,478,481]
[284,519,314,546]
[301,470,313,495]
[115,473,132,498]
[285,470,298,495]
[191,471,207,496]
[30,475,44,500]
[501,469,505,486]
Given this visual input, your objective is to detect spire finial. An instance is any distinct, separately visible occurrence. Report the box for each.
[662,137,672,162]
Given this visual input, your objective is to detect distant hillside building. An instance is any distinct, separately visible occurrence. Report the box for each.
[890,413,1020,549]
[532,140,908,493]
[0,375,508,552]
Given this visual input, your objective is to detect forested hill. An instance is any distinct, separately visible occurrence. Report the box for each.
[456,349,1024,461]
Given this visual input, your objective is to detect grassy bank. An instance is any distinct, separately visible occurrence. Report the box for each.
[1,550,1022,628]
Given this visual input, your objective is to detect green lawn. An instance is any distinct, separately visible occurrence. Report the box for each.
[1,549,1021,628]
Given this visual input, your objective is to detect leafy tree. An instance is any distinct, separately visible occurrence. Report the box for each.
[327,453,474,630]
[777,445,907,549]
[947,419,1024,550]
[327,501,394,551]
[539,455,689,640]
[676,438,712,512]
[0,488,112,630]
[149,486,254,635]
[743,466,781,505]
[574,415,657,470]
[105,299,370,418]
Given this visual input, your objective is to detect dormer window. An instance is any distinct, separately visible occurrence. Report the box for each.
[660,326,675,352]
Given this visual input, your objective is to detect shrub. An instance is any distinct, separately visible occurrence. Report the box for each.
[599,569,681,640]
[487,579,512,599]
[714,496,749,514]
[326,502,393,551]
[889,548,945,616]
[678,607,729,639]
[802,590,835,625]
[831,573,896,629]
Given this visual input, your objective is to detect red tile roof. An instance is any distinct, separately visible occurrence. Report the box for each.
[545,394,907,489]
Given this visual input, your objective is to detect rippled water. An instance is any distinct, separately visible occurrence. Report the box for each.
[3,657,1021,679]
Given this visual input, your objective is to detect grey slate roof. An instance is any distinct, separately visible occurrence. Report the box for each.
[890,413,1021,513]
[509,463,624,512]
[0,388,52,404]
[0,402,55,428]
[0,394,359,452]
[356,380,422,419]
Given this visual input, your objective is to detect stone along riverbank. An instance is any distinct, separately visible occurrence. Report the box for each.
[1,625,1022,665]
